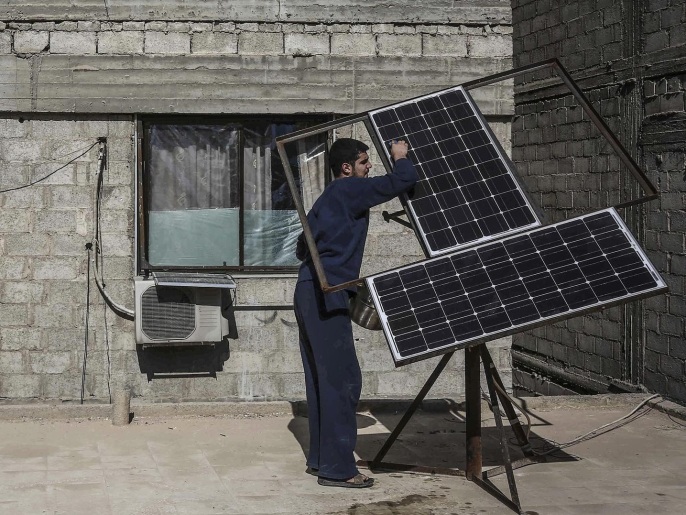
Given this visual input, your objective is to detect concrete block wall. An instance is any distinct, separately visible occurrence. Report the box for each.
[511,0,686,403]
[0,1,517,403]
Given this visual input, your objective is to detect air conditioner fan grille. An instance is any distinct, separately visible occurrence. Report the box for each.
[141,287,195,340]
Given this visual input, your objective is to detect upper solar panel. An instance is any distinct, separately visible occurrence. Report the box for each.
[368,86,540,257]
[367,208,667,366]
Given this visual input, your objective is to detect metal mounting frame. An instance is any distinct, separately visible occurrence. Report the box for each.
[275,58,659,294]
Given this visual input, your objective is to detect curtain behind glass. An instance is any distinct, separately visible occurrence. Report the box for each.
[147,125,240,266]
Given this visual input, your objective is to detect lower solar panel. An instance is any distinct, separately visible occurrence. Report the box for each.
[367,208,667,366]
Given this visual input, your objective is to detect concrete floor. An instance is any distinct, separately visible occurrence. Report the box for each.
[0,396,684,514]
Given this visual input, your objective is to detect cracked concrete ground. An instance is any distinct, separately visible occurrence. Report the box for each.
[0,395,684,514]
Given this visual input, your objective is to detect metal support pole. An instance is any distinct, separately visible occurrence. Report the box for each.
[482,354,522,513]
[465,345,482,479]
[480,346,532,455]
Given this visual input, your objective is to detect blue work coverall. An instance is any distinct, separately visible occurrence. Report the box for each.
[293,158,418,480]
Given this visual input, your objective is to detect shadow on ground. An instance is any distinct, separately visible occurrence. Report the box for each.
[287,399,576,473]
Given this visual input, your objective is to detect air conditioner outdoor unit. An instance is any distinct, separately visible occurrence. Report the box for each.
[134,278,230,344]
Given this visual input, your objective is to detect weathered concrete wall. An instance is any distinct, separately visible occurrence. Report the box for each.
[0,18,514,115]
[0,1,512,24]
[511,0,686,404]
[0,2,516,403]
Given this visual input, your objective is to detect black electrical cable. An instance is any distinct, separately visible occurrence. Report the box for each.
[0,141,100,194]
[81,243,93,405]
[104,303,112,404]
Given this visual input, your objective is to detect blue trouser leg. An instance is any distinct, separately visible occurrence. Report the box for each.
[294,280,362,480]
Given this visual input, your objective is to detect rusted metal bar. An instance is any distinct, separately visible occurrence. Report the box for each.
[480,346,532,456]
[465,345,482,479]
[482,349,522,513]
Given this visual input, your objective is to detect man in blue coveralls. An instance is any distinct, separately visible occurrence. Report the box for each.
[294,137,418,488]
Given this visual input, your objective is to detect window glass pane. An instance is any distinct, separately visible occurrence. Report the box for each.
[243,124,326,267]
[147,125,240,266]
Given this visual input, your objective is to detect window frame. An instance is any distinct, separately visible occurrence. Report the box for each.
[136,114,332,276]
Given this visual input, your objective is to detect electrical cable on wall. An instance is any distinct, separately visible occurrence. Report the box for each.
[81,243,93,405]
[91,138,135,320]
[0,141,99,194]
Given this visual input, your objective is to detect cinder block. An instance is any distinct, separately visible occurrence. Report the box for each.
[123,22,145,31]
[645,31,669,53]
[0,327,42,350]
[422,34,468,56]
[470,34,512,57]
[192,32,238,54]
[29,351,72,374]
[33,304,78,329]
[0,140,42,162]
[100,185,132,210]
[41,373,83,399]
[98,31,144,54]
[4,233,51,256]
[190,23,213,33]
[55,21,78,31]
[167,22,190,33]
[144,22,167,32]
[32,258,80,280]
[34,210,77,233]
[73,18,105,31]
[0,257,27,280]
[47,328,87,350]
[0,210,30,233]
[0,32,11,53]
[216,23,236,32]
[13,31,49,53]
[0,304,29,326]
[0,351,24,373]
[257,23,282,33]
[0,119,28,138]
[284,33,329,56]
[331,33,376,56]
[99,233,133,257]
[238,32,283,54]
[660,354,685,380]
[145,31,191,54]
[0,374,41,398]
[50,32,96,54]
[376,34,421,56]
[375,370,424,395]
[235,278,288,305]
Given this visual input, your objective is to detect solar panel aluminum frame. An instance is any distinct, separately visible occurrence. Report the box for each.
[275,58,660,294]
[368,86,542,258]
[366,208,668,367]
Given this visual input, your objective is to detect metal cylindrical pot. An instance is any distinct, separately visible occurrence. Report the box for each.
[349,283,382,331]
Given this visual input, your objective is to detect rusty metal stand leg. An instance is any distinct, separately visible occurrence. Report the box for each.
[480,347,533,456]
[360,352,454,471]
[476,346,523,514]
[465,345,482,479]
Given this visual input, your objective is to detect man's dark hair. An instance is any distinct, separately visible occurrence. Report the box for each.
[329,138,369,177]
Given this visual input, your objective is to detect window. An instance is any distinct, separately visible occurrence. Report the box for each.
[137,116,329,273]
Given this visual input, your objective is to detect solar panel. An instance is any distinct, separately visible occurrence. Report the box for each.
[368,86,540,257]
[366,208,667,366]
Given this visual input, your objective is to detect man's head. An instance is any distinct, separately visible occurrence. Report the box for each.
[329,138,372,179]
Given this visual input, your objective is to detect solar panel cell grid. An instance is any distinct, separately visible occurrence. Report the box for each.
[368,86,540,256]
[368,209,666,365]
